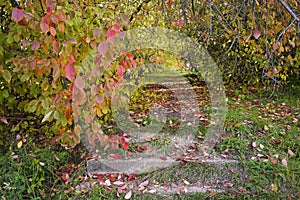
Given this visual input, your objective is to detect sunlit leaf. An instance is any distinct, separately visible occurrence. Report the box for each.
[98,41,108,55]
[12,8,24,22]
[113,23,121,32]
[107,28,115,42]
[17,140,23,149]
[42,110,53,123]
[40,22,49,34]
[65,62,75,81]
[253,29,261,39]
[117,65,125,79]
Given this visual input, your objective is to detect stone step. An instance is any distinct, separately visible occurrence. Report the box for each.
[86,155,243,194]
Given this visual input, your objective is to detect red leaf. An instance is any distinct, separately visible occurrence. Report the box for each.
[125,53,134,60]
[93,174,104,182]
[168,0,173,7]
[40,22,49,34]
[50,27,56,36]
[160,156,167,161]
[65,62,75,81]
[121,142,129,150]
[51,15,59,24]
[68,55,75,63]
[107,28,115,42]
[269,157,277,165]
[128,174,136,181]
[109,153,122,159]
[12,8,24,22]
[32,40,40,51]
[179,18,184,26]
[130,60,137,67]
[61,172,69,183]
[46,7,52,15]
[224,133,231,138]
[98,41,108,55]
[117,65,125,79]
[113,24,121,32]
[253,29,261,39]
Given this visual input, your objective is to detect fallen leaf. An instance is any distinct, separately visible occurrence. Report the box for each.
[264,125,269,131]
[148,189,156,194]
[178,186,187,193]
[113,181,124,186]
[0,117,8,124]
[271,183,278,192]
[281,158,288,167]
[105,179,111,186]
[93,174,104,182]
[160,156,167,161]
[182,179,191,185]
[17,140,23,149]
[253,29,261,39]
[109,153,122,159]
[259,144,264,149]
[124,190,132,199]
[269,157,277,165]
[224,182,234,188]
[288,150,294,156]
[128,174,136,181]
[139,180,149,188]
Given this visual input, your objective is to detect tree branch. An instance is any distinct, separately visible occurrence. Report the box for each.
[129,0,151,23]
[277,0,300,23]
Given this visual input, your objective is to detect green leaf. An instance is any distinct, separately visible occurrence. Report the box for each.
[6,35,14,44]
[27,100,39,113]
[20,73,30,82]
[2,70,12,83]
[42,110,53,123]
[1,90,9,98]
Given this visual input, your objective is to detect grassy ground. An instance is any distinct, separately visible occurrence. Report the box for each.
[0,83,299,199]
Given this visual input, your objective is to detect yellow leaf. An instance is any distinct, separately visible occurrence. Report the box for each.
[264,125,269,131]
[271,183,278,192]
[17,140,23,149]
